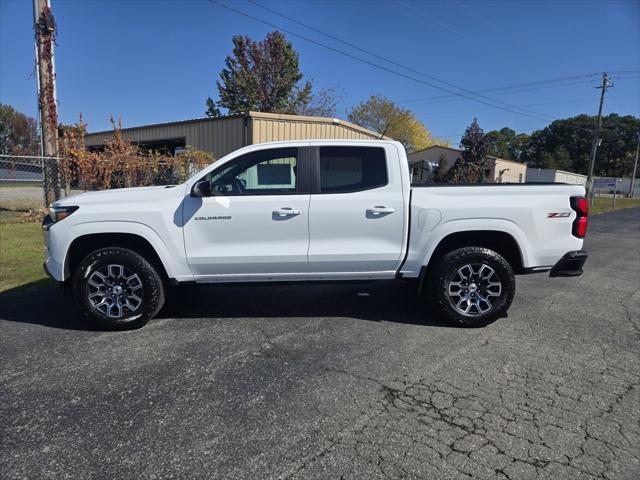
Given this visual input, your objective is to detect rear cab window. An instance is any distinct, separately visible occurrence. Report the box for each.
[319,146,388,193]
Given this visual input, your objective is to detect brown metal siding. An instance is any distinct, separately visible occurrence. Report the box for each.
[85,117,246,159]
[84,112,382,160]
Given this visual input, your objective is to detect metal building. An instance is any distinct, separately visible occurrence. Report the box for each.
[407,145,528,184]
[526,168,587,186]
[84,111,385,159]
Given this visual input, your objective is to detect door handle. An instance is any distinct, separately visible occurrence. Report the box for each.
[273,208,303,216]
[367,206,396,215]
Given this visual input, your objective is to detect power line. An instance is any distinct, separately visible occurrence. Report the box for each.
[412,96,639,118]
[211,0,553,122]
[401,73,638,105]
[397,76,601,105]
[208,1,633,135]
[388,0,485,48]
[434,124,544,140]
[243,0,555,121]
[248,0,634,113]
[236,1,623,138]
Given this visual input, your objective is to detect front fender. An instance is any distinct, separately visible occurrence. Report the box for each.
[57,221,192,282]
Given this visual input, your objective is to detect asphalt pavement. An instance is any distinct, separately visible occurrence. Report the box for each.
[1,208,639,480]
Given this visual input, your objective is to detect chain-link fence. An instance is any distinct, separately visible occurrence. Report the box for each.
[593,177,640,198]
[0,154,209,211]
[0,155,48,210]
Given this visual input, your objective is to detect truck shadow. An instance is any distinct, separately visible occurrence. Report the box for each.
[160,281,453,327]
[0,280,457,331]
[0,280,96,331]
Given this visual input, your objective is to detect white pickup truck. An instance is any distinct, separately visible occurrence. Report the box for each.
[43,140,588,329]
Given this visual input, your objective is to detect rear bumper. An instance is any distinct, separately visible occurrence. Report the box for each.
[549,250,588,277]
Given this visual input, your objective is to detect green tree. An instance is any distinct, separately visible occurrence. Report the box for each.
[206,31,339,117]
[442,118,488,183]
[543,146,572,170]
[509,133,531,162]
[485,127,515,159]
[0,104,39,155]
[520,114,639,176]
[289,86,344,117]
[347,95,445,152]
[484,127,532,162]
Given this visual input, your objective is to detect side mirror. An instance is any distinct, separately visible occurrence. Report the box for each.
[191,179,212,197]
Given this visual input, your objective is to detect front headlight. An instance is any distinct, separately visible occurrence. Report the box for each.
[49,205,79,223]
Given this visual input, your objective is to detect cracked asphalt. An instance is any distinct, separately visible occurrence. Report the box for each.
[1,207,639,479]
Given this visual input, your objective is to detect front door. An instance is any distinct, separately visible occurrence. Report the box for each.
[183,147,311,280]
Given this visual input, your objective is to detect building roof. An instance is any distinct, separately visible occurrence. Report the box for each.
[409,144,462,156]
[487,156,526,166]
[528,168,587,178]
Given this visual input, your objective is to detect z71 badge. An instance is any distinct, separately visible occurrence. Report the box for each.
[547,212,571,218]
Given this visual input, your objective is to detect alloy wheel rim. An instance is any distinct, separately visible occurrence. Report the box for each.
[87,264,143,319]
[446,263,502,316]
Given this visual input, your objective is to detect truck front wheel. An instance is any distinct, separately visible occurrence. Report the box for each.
[71,247,165,330]
[426,247,515,327]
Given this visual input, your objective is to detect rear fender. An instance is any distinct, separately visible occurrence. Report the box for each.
[420,219,531,270]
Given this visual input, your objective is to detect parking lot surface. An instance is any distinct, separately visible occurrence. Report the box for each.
[1,208,639,479]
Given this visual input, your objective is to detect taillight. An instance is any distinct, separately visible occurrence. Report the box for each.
[570,196,588,238]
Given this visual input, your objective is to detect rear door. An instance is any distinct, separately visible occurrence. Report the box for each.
[183,146,311,280]
[307,144,405,275]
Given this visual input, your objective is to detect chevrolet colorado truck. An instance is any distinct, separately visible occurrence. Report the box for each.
[43,140,588,329]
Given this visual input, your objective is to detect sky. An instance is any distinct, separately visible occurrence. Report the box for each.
[1,0,639,146]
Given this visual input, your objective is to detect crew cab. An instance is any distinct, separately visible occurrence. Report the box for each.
[43,140,588,329]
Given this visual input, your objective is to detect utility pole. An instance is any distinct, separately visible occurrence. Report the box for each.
[630,130,639,198]
[33,0,60,205]
[586,72,613,202]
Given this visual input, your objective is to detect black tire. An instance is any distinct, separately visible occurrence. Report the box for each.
[71,247,165,330]
[425,247,515,327]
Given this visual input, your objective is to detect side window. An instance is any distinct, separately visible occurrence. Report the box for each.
[319,147,388,193]
[207,148,298,195]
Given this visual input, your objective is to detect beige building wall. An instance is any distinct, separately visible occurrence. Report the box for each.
[489,158,528,183]
[84,112,384,160]
[407,146,462,183]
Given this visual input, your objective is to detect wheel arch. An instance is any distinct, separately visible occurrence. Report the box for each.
[418,229,525,294]
[65,232,171,282]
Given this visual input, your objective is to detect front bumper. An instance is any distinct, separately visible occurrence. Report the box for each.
[42,214,65,282]
[43,256,64,281]
[549,250,588,277]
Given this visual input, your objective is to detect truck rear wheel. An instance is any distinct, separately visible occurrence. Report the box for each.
[71,247,165,330]
[425,247,515,327]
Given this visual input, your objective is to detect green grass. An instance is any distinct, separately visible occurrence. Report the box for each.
[0,197,44,210]
[0,181,42,188]
[0,210,23,224]
[590,197,640,215]
[0,220,49,292]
